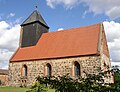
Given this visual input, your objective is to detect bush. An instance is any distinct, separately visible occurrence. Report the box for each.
[28,66,120,92]
[36,73,114,92]
[26,81,47,92]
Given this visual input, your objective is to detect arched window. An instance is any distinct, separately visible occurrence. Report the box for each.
[74,61,80,77]
[22,65,27,77]
[46,63,51,77]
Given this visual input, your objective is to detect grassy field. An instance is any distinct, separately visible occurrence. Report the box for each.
[0,86,28,92]
[0,86,55,92]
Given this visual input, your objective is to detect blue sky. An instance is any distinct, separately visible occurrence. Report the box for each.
[0,0,112,31]
[0,0,120,69]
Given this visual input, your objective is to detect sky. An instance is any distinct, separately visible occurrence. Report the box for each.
[0,0,120,69]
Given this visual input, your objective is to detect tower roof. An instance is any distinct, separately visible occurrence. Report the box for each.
[21,10,49,28]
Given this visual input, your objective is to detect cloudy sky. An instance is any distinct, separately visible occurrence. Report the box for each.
[0,0,120,69]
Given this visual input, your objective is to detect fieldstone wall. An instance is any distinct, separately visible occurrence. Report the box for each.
[9,55,101,87]
[100,54,114,83]
[99,28,114,83]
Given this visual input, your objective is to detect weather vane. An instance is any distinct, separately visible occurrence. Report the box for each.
[36,0,40,11]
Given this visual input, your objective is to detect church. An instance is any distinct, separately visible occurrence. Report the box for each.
[9,9,114,86]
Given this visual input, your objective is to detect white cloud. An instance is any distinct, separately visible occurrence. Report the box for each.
[46,0,120,19]
[0,49,13,69]
[46,0,80,9]
[0,20,20,69]
[80,0,120,19]
[103,21,120,42]
[57,28,64,31]
[0,21,10,31]
[103,21,120,64]
[7,13,15,18]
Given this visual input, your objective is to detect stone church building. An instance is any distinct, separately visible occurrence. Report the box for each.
[9,9,113,86]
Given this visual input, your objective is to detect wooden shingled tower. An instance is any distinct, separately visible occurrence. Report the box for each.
[20,9,49,47]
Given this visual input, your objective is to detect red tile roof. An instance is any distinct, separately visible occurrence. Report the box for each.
[10,23,101,62]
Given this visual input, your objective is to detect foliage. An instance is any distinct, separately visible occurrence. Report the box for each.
[110,65,120,91]
[26,81,47,92]
[28,66,120,92]
[36,73,113,92]
[112,65,120,82]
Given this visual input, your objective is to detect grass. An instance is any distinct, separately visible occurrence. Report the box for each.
[0,86,28,92]
[44,88,55,92]
[0,86,55,92]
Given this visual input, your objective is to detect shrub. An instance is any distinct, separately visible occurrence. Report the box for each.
[28,66,120,92]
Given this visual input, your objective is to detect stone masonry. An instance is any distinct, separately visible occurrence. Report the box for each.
[9,55,103,86]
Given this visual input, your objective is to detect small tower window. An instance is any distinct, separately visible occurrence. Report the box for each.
[22,65,27,77]
[46,63,51,77]
[74,61,80,77]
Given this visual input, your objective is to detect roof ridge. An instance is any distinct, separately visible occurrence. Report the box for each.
[21,10,36,25]
[42,23,100,35]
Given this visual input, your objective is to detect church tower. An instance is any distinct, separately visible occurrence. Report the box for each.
[20,9,49,47]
